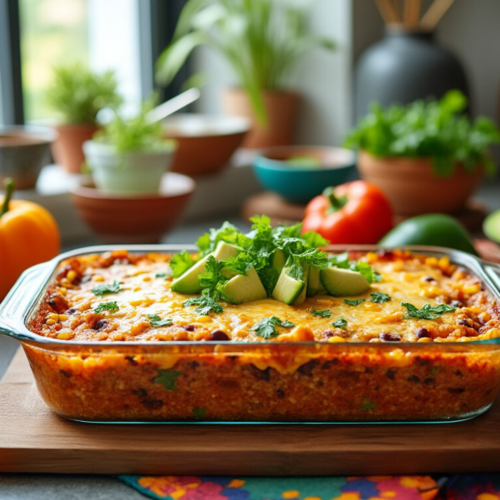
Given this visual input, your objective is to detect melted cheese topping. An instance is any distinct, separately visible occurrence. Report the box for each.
[32,251,500,343]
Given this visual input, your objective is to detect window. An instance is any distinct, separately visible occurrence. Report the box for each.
[0,0,187,126]
[19,0,89,122]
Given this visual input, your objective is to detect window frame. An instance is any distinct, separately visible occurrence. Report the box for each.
[0,0,24,125]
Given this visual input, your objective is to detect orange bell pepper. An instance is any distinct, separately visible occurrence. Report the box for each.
[302,180,393,244]
[0,179,60,300]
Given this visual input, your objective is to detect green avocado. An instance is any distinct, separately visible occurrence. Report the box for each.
[484,208,500,244]
[379,214,478,256]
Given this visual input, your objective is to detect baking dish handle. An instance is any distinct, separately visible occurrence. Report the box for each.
[0,262,53,340]
[482,261,500,297]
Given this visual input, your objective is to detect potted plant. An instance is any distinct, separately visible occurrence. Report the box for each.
[345,90,500,216]
[48,63,123,174]
[156,0,335,149]
[83,99,177,195]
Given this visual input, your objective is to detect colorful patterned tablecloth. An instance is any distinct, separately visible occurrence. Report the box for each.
[119,474,500,500]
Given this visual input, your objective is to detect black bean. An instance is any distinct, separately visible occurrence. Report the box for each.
[210,330,230,341]
[408,375,421,383]
[379,332,401,342]
[277,388,285,398]
[422,276,436,283]
[65,307,78,315]
[323,330,336,338]
[94,319,108,330]
[80,275,91,283]
[60,369,71,378]
[415,327,430,339]
[386,368,397,380]
[183,325,195,332]
[125,356,138,366]
[458,319,472,327]
[451,300,464,308]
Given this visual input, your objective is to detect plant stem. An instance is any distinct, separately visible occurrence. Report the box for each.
[0,178,14,218]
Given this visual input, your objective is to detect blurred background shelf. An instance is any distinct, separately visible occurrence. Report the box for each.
[7,150,261,244]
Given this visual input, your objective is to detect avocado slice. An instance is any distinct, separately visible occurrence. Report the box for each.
[272,249,286,271]
[306,266,326,297]
[271,266,305,305]
[320,267,370,296]
[292,264,309,306]
[221,267,267,305]
[171,241,241,294]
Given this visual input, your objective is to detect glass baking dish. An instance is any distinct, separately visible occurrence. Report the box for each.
[1,244,500,424]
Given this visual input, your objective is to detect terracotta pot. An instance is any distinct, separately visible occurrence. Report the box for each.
[222,88,300,149]
[71,173,195,244]
[163,114,250,176]
[357,151,483,216]
[52,124,99,174]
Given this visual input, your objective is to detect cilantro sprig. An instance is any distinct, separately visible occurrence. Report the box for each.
[332,318,347,329]
[344,298,366,306]
[94,301,119,314]
[147,314,173,327]
[370,292,391,304]
[402,302,456,320]
[310,309,331,318]
[251,316,295,339]
[170,251,197,278]
[92,280,121,297]
[183,289,223,316]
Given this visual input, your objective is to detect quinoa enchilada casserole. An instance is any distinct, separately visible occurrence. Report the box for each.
[4,217,500,422]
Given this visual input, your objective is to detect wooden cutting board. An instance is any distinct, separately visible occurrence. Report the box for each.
[2,348,500,476]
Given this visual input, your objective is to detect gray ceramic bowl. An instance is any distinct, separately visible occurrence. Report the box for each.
[0,126,57,190]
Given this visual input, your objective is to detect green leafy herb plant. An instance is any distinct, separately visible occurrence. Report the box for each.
[47,63,123,125]
[155,0,335,125]
[93,97,175,155]
[344,90,500,177]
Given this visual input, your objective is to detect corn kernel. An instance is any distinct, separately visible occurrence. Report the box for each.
[479,312,491,323]
[392,261,403,272]
[366,252,378,264]
[48,313,58,320]
[417,337,432,343]
[58,287,67,296]
[46,319,56,325]
[93,275,105,282]
[67,270,77,281]
[196,316,212,323]
[328,336,346,343]
[438,256,450,271]
[463,284,481,294]
[425,257,438,267]
[58,314,69,321]
[57,331,75,340]
[143,275,152,282]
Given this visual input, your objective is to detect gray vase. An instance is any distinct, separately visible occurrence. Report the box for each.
[354,29,469,120]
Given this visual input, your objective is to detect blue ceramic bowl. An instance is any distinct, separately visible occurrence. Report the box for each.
[252,146,356,203]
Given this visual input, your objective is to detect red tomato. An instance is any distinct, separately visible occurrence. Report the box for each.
[302,181,393,244]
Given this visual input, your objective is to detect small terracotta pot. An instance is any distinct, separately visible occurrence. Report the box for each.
[222,88,300,149]
[357,151,483,216]
[52,124,99,174]
[163,114,250,176]
[71,173,195,244]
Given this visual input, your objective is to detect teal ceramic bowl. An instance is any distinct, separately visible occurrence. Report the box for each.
[252,146,356,203]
